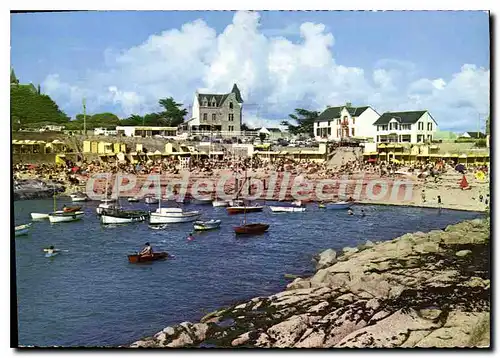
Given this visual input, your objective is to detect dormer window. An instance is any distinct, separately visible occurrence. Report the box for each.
[211,98,217,107]
[202,97,208,107]
[229,102,233,109]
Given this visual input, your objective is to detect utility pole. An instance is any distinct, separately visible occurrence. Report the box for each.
[83,97,87,136]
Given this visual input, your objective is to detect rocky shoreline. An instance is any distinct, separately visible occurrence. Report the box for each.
[130,218,490,348]
[13,179,65,201]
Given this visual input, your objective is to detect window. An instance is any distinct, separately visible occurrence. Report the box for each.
[316,128,320,136]
[203,113,207,121]
[337,119,341,125]
[328,128,331,135]
[401,124,411,130]
[427,123,433,131]
[228,114,234,121]
[229,102,233,109]
[211,98,216,107]
[418,122,424,130]
[212,114,216,121]
[352,117,356,125]
[351,128,355,136]
[329,121,332,127]
[202,98,208,107]
[229,125,234,132]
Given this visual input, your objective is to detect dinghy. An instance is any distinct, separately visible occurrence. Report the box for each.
[193,219,222,231]
[48,211,85,223]
[269,206,306,213]
[70,192,88,202]
[128,252,169,263]
[212,200,229,207]
[15,223,32,236]
[100,209,148,224]
[127,197,140,202]
[149,224,168,230]
[31,213,49,220]
[234,223,269,235]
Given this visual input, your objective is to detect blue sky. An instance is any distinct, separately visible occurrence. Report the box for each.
[10,10,490,131]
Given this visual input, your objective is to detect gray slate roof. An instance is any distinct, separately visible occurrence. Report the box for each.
[373,111,428,125]
[315,106,371,122]
[197,83,243,107]
[465,131,486,139]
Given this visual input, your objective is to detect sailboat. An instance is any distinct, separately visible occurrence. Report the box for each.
[100,168,148,224]
[226,172,264,215]
[233,168,269,235]
[97,174,120,215]
[48,187,84,223]
[149,167,200,224]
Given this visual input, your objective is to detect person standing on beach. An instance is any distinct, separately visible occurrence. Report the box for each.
[421,189,426,203]
[437,195,442,205]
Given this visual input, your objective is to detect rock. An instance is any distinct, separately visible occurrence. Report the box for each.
[286,277,312,290]
[190,323,209,342]
[315,249,337,270]
[414,241,440,254]
[307,301,330,314]
[231,332,251,346]
[267,314,314,347]
[162,326,175,335]
[336,293,356,303]
[419,308,442,320]
[365,298,380,311]
[364,240,375,248]
[455,249,472,257]
[166,331,194,347]
[342,247,359,254]
[295,329,326,348]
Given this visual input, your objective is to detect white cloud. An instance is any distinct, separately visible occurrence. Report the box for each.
[42,11,489,131]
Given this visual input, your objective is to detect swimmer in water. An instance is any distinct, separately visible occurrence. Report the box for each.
[361,209,366,217]
[187,232,195,241]
[347,208,354,216]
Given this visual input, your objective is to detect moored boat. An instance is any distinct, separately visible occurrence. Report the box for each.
[212,200,229,207]
[70,192,88,202]
[15,223,32,236]
[145,196,159,205]
[325,201,352,210]
[31,213,49,220]
[96,201,120,215]
[234,223,269,235]
[48,211,85,223]
[226,205,264,215]
[150,208,201,224]
[128,252,169,263]
[149,224,168,230]
[269,206,306,213]
[127,197,140,202]
[193,219,221,231]
[100,209,148,224]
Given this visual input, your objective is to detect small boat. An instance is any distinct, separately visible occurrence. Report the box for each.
[145,196,159,205]
[212,200,229,207]
[45,252,59,258]
[63,206,82,213]
[193,219,222,231]
[234,223,269,235]
[127,197,140,202]
[15,223,32,236]
[226,205,264,215]
[149,224,168,230]
[70,192,88,202]
[31,213,49,220]
[318,203,326,209]
[269,206,306,213]
[96,201,120,215]
[325,201,352,210]
[100,209,148,224]
[192,198,213,205]
[128,252,169,263]
[229,199,245,207]
[48,211,85,223]
[150,208,201,224]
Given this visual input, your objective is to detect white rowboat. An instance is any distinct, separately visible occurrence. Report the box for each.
[212,200,229,207]
[325,201,352,210]
[31,213,49,220]
[193,219,222,231]
[15,223,32,236]
[48,211,85,223]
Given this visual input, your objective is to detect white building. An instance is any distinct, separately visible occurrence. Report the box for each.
[313,104,380,142]
[115,126,178,138]
[373,111,438,143]
[255,127,286,141]
[94,127,117,136]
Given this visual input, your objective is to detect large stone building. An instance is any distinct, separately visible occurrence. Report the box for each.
[183,84,244,136]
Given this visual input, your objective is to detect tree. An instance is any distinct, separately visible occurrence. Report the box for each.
[259,132,267,143]
[281,108,319,135]
[158,97,188,127]
[486,115,490,136]
[37,84,41,94]
[10,84,70,127]
[241,123,252,131]
[10,68,19,85]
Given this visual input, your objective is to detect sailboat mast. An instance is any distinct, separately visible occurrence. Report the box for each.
[53,185,56,212]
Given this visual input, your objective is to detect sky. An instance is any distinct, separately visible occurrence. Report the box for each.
[10,10,490,131]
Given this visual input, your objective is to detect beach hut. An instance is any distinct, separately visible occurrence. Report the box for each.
[97,141,113,154]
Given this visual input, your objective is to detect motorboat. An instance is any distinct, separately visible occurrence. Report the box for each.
[100,208,148,224]
[70,192,88,202]
[96,201,120,215]
[325,201,352,210]
[212,200,229,207]
[269,206,306,213]
[48,211,85,223]
[193,219,222,231]
[15,223,32,236]
[150,207,201,224]
[127,197,140,202]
